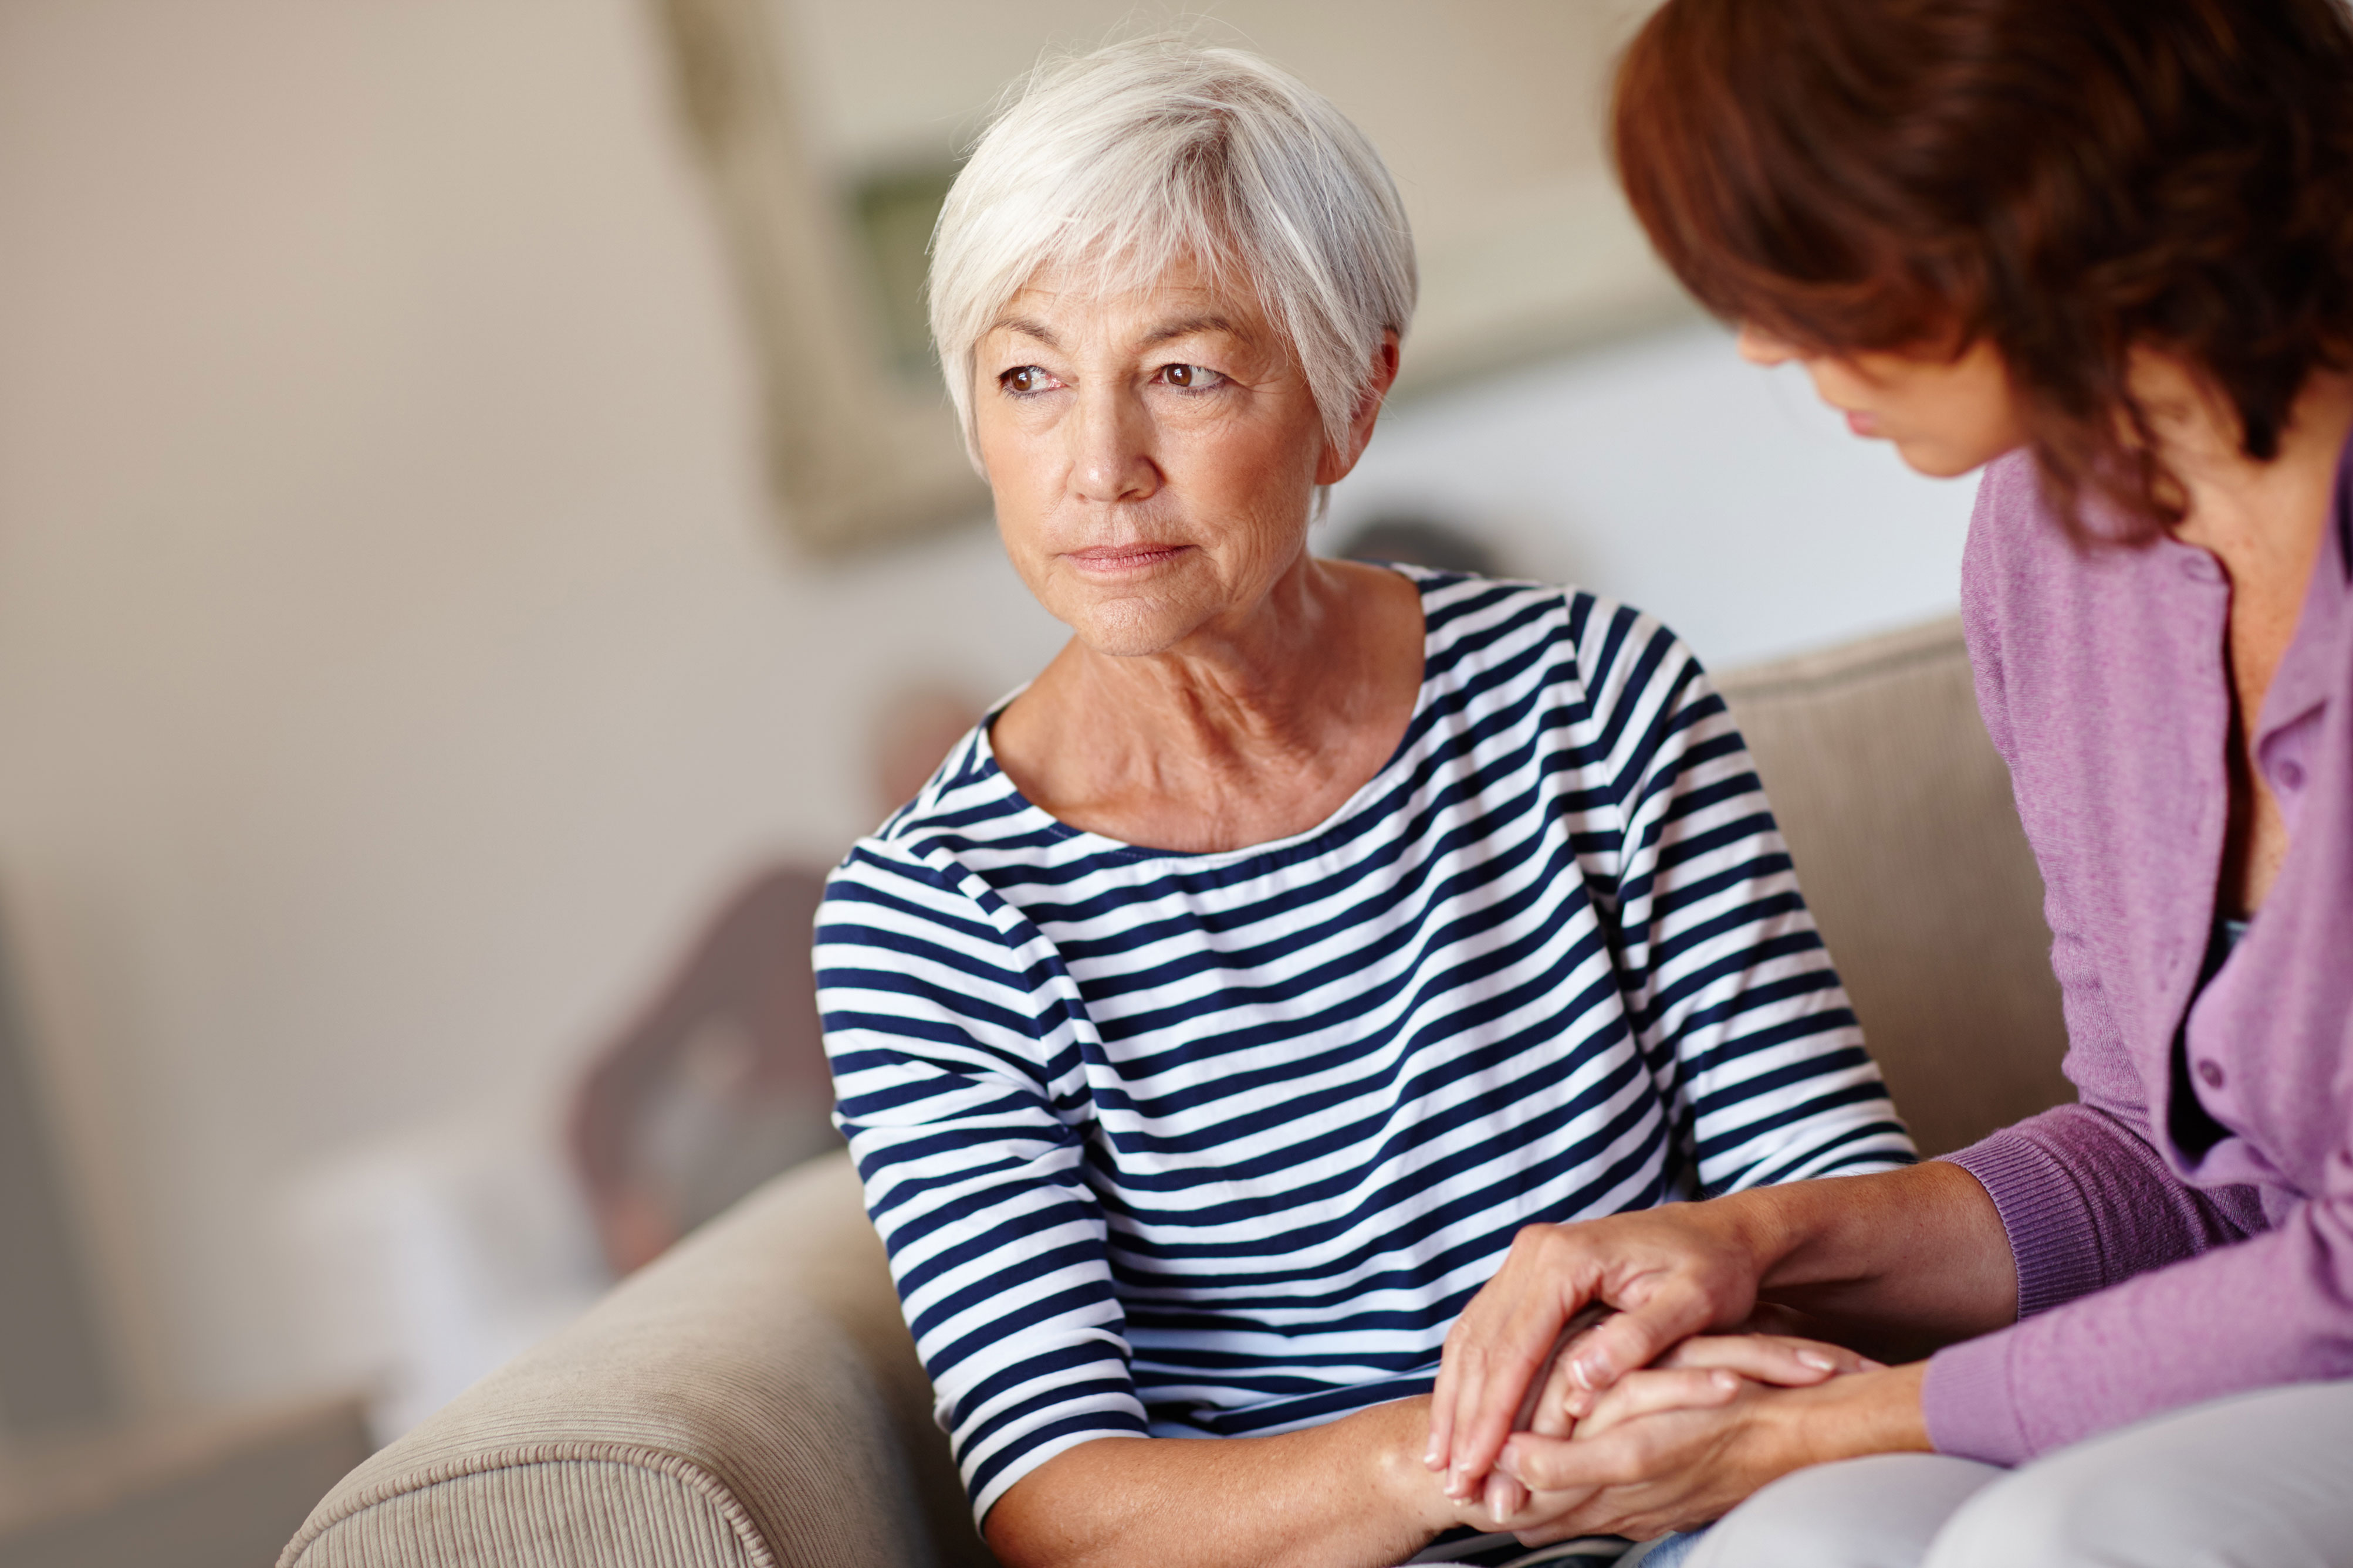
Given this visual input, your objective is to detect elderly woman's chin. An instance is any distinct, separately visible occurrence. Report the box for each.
[1029,567,1257,658]
[1058,592,1206,659]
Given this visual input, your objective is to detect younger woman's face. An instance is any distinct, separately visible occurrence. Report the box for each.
[1737,326,2029,477]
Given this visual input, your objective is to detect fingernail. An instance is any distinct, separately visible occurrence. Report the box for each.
[1571,1352,1608,1389]
[1797,1350,1834,1371]
[1713,1370,1737,1391]
[1486,1475,1511,1516]
[1424,1441,1442,1469]
[1861,1357,1887,1371]
[1446,1466,1468,1498]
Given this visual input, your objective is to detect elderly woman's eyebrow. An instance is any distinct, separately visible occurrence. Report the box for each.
[985,313,1247,352]
[1141,315,1245,347]
[990,316,1061,348]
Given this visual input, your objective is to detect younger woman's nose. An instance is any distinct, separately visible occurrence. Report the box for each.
[1736,323,1797,366]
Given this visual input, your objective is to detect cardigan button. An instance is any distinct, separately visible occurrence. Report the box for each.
[2274,758,2306,792]
[2196,1059,2226,1090]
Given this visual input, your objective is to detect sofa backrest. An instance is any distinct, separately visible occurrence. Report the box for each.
[1716,617,2073,1157]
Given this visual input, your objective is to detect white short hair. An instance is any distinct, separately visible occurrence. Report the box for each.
[928,37,1418,465]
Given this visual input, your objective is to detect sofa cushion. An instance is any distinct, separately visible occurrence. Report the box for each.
[1716,617,2073,1156]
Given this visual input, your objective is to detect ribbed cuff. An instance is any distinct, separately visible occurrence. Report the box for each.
[1941,1133,2106,1318]
[1922,1333,2030,1466]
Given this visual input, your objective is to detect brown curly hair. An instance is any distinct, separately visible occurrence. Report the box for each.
[1611,0,2353,541]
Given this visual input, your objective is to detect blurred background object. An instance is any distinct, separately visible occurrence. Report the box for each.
[568,681,981,1282]
[569,865,837,1279]
[280,681,981,1447]
[651,0,989,551]
[1332,515,1506,578]
[0,1394,370,1568]
[280,1100,607,1447]
[0,908,114,1439]
[0,0,1985,1553]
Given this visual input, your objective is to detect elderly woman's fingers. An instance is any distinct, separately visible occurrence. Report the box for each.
[1524,1352,1578,1441]
[1425,1346,1460,1469]
[1656,1333,1881,1384]
[1483,1471,1532,1520]
[1425,1324,1495,1485]
[1521,1346,1574,1441]
[1492,1429,1647,1497]
[1540,1274,1721,1426]
[1486,1480,1606,1544]
[1522,1306,1615,1440]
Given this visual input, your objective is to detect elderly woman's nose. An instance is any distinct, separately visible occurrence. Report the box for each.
[1067,387,1159,502]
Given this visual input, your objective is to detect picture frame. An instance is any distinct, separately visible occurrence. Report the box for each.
[653,0,988,556]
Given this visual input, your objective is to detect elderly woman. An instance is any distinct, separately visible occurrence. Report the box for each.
[816,39,1911,1568]
[1424,2,2353,1566]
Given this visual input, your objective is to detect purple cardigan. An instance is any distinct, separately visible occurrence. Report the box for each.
[1919,438,2353,1464]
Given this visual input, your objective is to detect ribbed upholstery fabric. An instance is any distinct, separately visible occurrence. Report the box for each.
[280,617,2073,1568]
[1715,618,2072,1156]
[280,1155,995,1568]
[297,1462,755,1568]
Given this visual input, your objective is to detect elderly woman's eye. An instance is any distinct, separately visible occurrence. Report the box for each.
[1158,363,1224,390]
[1001,365,1053,394]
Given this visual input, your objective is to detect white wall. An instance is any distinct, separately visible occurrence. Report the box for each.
[0,0,1974,1414]
[1339,329,1979,668]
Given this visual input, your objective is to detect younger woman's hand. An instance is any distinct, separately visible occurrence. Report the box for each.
[1492,1360,1930,1546]
[1475,1331,1874,1518]
[1551,1333,1881,1435]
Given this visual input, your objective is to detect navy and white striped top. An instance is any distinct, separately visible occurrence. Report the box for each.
[819,571,1912,1526]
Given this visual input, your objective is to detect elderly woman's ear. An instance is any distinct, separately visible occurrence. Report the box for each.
[1316,331,1403,486]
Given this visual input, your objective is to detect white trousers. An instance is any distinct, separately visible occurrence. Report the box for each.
[1682,1381,2353,1568]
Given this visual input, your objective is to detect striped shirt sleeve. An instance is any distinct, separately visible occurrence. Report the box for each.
[1579,605,1913,1192]
[817,846,1147,1518]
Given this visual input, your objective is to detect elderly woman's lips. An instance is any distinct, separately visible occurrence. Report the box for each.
[1065,544,1191,570]
[1844,409,1881,437]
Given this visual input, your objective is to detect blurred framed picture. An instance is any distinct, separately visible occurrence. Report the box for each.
[654,0,986,556]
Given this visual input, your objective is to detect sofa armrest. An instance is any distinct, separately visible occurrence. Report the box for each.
[281,1152,993,1568]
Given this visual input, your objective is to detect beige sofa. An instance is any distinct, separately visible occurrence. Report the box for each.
[279,617,2073,1568]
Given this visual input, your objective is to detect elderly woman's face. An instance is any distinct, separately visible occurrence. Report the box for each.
[973,255,1360,657]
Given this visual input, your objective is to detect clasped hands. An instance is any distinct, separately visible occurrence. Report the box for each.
[1414,1204,1905,1546]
